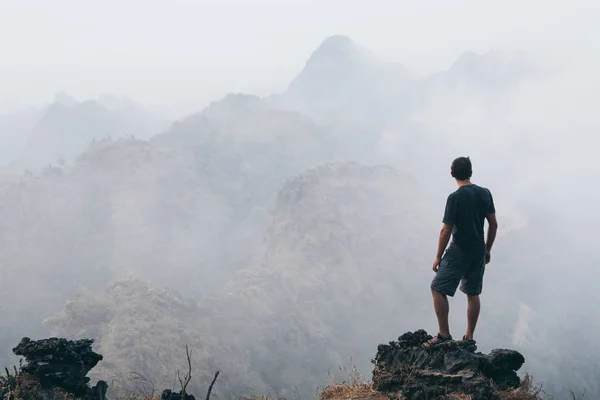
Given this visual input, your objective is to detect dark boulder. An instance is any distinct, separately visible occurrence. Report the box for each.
[12,337,107,399]
[161,389,197,400]
[372,330,525,400]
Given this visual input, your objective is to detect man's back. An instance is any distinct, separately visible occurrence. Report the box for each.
[443,184,495,256]
[428,157,498,345]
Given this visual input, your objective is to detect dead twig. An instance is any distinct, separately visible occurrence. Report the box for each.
[177,344,193,399]
[205,370,220,400]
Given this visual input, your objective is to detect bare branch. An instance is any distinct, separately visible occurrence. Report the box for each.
[205,371,220,400]
[180,344,193,399]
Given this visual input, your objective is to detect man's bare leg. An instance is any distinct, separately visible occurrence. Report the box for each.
[465,295,480,340]
[432,289,451,338]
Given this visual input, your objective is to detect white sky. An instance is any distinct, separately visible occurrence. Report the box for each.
[1,0,599,117]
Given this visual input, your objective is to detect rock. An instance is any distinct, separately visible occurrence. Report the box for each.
[91,380,109,399]
[372,330,525,400]
[161,389,197,400]
[12,336,107,399]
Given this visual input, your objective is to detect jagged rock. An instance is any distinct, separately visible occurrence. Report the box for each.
[161,389,197,400]
[91,380,109,399]
[12,337,106,399]
[372,330,525,400]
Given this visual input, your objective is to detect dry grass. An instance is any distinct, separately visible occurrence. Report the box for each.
[493,375,544,400]
[319,351,389,400]
[4,373,78,400]
[320,383,387,400]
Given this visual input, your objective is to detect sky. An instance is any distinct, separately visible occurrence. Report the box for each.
[1,0,599,117]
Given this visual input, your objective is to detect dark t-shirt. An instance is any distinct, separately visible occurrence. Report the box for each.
[443,184,495,257]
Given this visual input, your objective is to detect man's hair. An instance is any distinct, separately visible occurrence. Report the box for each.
[451,157,472,180]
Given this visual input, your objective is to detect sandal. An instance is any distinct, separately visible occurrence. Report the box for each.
[422,333,453,348]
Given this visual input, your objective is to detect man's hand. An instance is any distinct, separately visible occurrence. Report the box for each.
[485,251,491,264]
[432,257,441,272]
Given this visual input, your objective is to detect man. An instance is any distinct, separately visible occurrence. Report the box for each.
[424,156,497,347]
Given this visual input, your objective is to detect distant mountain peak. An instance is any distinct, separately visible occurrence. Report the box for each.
[305,35,373,68]
[312,35,355,53]
[445,48,532,86]
[201,93,268,119]
[271,34,411,122]
[280,35,380,104]
[53,92,77,108]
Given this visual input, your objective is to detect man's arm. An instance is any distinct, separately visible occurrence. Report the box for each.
[484,189,497,263]
[433,224,452,271]
[434,194,456,271]
[485,213,498,263]
[436,224,453,259]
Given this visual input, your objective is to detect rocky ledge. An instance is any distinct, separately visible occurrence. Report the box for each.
[372,330,526,400]
[1,337,202,400]
[9,337,107,399]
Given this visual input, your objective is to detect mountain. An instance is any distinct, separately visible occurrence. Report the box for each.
[408,49,535,117]
[0,137,236,352]
[270,38,534,167]
[271,36,413,125]
[0,94,337,376]
[43,162,439,398]
[0,106,45,165]
[269,36,414,163]
[218,163,440,392]
[440,49,533,89]
[153,93,335,213]
[5,93,169,171]
[44,277,271,399]
[41,161,579,397]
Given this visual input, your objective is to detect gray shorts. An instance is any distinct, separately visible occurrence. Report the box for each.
[431,243,485,296]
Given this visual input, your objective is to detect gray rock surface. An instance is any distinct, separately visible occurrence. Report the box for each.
[372,330,525,400]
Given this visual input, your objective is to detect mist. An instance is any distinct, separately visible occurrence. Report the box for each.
[1,1,599,399]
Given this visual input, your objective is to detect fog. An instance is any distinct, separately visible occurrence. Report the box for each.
[2,0,599,116]
[1,1,600,399]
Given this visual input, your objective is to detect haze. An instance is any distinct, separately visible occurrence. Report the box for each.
[1,1,599,400]
[2,0,599,116]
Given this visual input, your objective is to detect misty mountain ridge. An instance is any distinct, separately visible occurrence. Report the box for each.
[268,36,536,169]
[0,106,44,166]
[270,35,413,124]
[271,36,532,120]
[0,36,533,175]
[1,92,169,172]
[427,48,534,91]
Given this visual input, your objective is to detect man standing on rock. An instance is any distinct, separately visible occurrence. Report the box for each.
[424,157,498,347]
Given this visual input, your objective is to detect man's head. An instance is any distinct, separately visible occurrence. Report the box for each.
[451,157,472,181]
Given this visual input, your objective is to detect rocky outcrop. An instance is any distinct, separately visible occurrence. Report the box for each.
[11,337,107,399]
[4,336,212,400]
[161,389,196,400]
[372,330,525,400]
